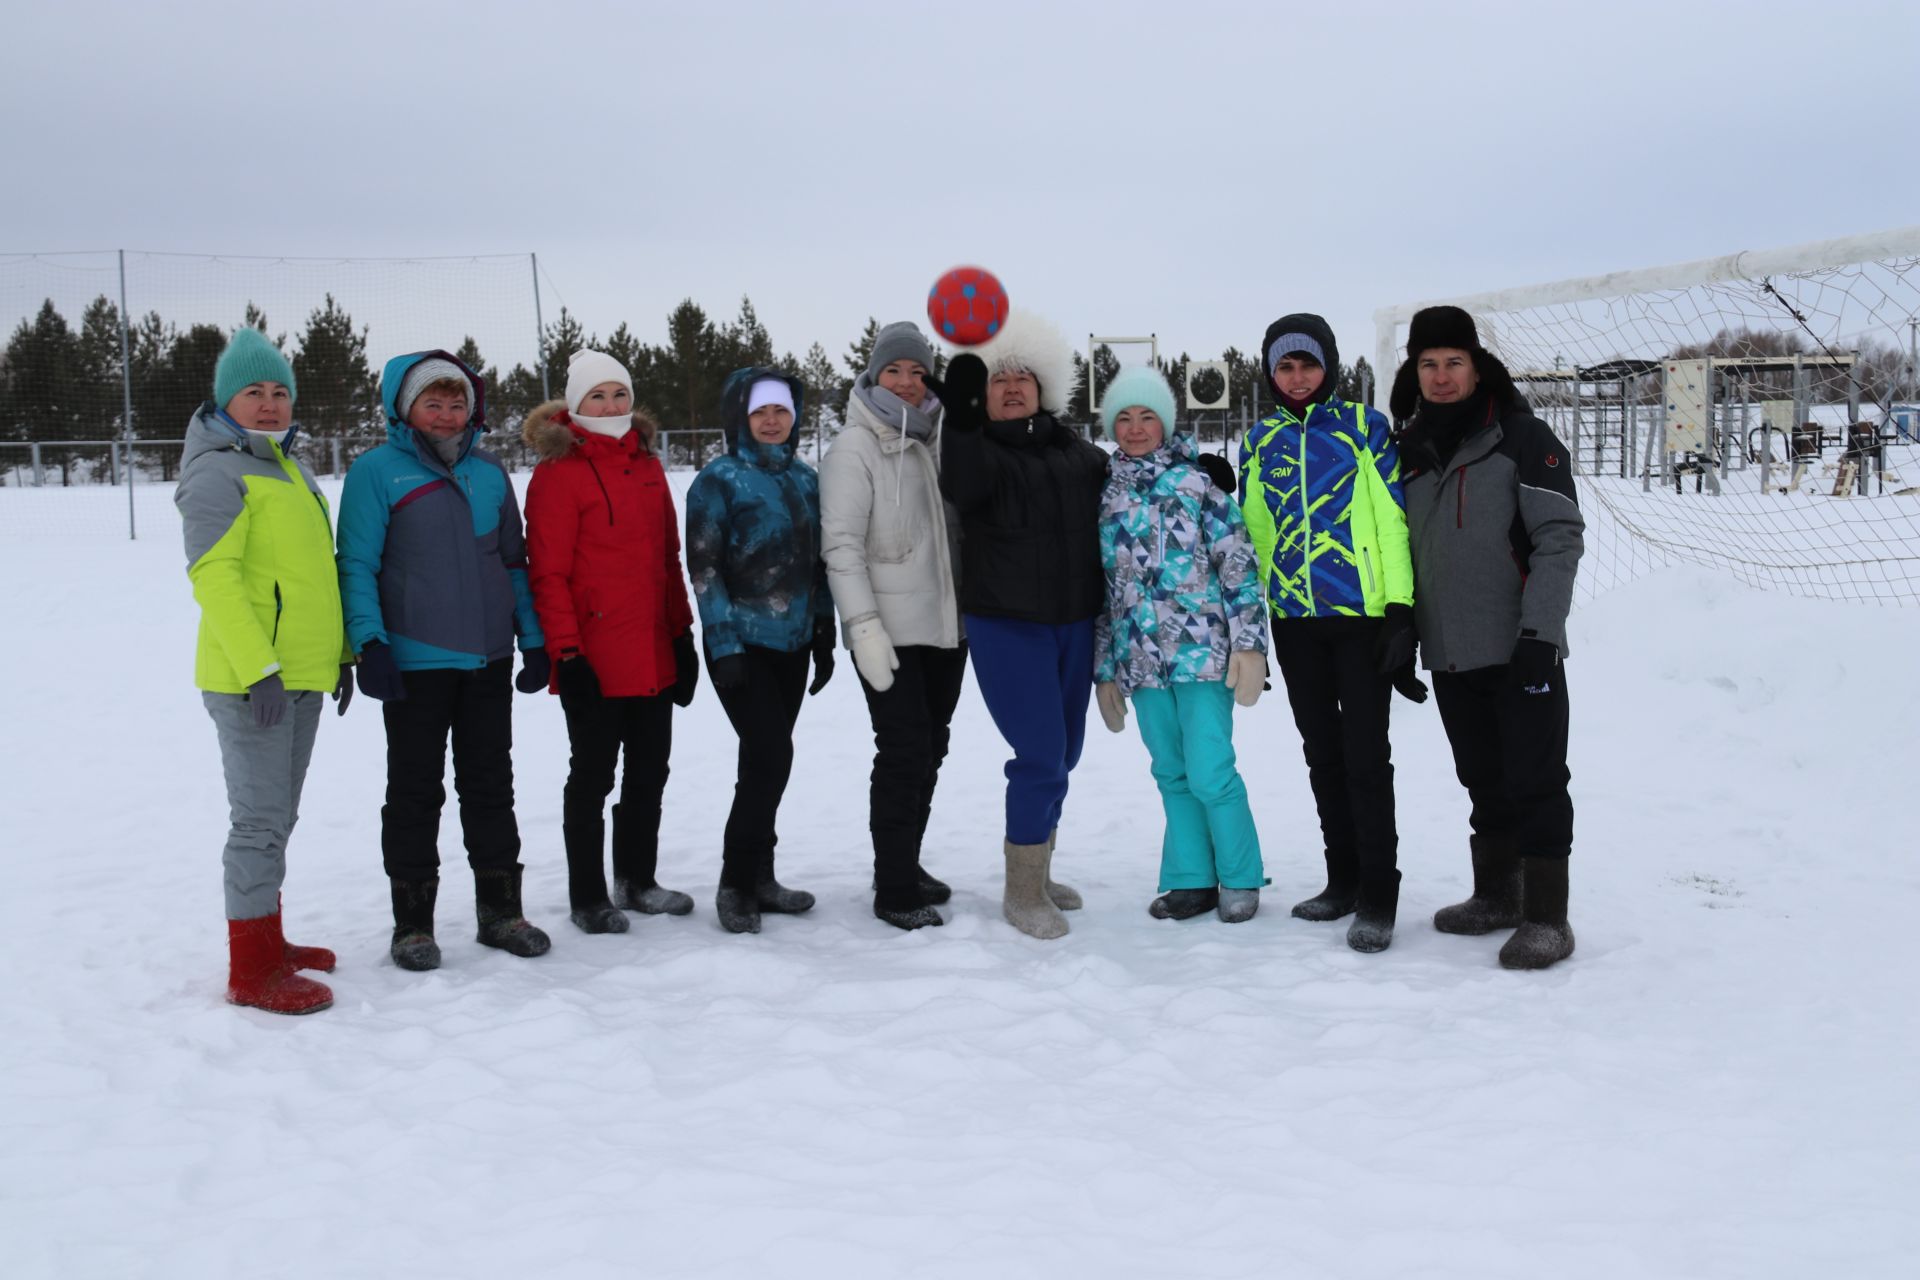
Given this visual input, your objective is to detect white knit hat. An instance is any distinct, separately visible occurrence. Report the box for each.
[565,349,633,414]
[747,378,794,416]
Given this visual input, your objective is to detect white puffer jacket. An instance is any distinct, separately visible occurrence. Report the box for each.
[820,378,962,649]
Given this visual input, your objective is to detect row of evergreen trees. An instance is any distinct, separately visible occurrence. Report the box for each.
[2,290,1377,484]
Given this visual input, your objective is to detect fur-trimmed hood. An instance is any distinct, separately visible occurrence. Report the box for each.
[522,398,659,460]
[966,308,1074,416]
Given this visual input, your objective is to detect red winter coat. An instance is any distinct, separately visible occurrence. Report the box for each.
[523,400,694,697]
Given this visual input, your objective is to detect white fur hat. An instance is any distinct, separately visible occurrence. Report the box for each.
[969,308,1073,416]
[565,349,633,415]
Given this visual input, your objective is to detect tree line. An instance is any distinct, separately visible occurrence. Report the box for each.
[1,291,1380,485]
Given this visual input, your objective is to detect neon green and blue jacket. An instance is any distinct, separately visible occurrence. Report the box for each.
[1236,399,1413,618]
[175,404,350,693]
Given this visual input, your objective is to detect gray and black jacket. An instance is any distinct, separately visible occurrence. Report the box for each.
[1399,395,1584,673]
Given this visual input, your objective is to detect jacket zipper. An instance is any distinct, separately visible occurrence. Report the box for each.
[1360,547,1376,595]
[1456,469,1466,529]
[272,582,283,643]
[1297,419,1314,617]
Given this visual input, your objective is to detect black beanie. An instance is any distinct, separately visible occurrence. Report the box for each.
[1390,304,1518,421]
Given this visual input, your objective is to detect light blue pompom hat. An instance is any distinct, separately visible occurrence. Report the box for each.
[1099,365,1178,438]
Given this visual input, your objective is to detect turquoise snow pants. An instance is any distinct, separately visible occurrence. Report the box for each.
[1132,681,1264,891]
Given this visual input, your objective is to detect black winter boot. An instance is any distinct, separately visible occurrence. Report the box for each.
[754,849,814,915]
[611,801,693,916]
[1150,888,1220,920]
[1434,835,1525,935]
[715,884,761,935]
[569,902,630,934]
[1499,856,1575,970]
[474,866,552,957]
[914,865,953,906]
[389,877,441,972]
[1290,850,1359,921]
[874,886,943,931]
[1347,870,1401,954]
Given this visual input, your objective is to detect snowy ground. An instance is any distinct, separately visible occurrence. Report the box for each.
[3,476,1916,1279]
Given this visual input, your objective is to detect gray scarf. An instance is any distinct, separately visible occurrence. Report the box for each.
[853,372,939,443]
[429,431,467,466]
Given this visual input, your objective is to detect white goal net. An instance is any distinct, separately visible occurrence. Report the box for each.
[1375,227,1920,606]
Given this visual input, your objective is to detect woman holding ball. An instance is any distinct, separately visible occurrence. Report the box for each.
[930,308,1109,940]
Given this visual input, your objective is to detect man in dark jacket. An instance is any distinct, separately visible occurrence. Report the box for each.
[931,309,1109,940]
[1390,306,1583,970]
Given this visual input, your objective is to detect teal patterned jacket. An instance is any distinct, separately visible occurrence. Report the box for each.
[1095,430,1267,694]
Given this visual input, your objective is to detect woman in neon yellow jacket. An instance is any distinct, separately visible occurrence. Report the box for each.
[1236,312,1423,953]
[176,327,352,1015]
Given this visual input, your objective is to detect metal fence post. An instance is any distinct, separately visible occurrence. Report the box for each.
[531,253,550,403]
[31,442,44,487]
[118,249,137,539]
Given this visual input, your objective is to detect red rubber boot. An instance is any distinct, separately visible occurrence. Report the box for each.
[276,895,336,973]
[227,914,333,1015]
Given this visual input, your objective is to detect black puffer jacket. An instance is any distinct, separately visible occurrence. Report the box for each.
[940,410,1109,623]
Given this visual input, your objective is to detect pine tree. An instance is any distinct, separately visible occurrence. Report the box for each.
[842,317,881,380]
[75,297,126,480]
[3,301,79,482]
[797,341,842,456]
[661,299,719,429]
[541,308,590,402]
[1334,356,1374,405]
[291,294,376,469]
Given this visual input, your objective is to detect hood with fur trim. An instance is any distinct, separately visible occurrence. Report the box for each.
[966,308,1073,416]
[522,399,659,460]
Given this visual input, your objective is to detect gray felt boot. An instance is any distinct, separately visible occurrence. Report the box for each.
[1498,856,1576,970]
[1004,839,1069,939]
[1433,835,1525,935]
[1044,828,1082,911]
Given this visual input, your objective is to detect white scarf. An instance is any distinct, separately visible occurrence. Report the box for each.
[574,413,631,440]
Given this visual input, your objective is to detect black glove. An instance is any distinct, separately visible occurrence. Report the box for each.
[1375,603,1417,675]
[557,653,602,701]
[1391,663,1429,704]
[807,619,836,696]
[922,353,988,431]
[515,648,551,694]
[332,663,354,716]
[669,633,700,707]
[1196,452,1237,495]
[708,652,749,692]
[1507,636,1560,693]
[356,641,407,702]
[247,673,287,729]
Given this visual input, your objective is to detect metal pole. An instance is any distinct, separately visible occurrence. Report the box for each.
[119,250,136,539]
[530,252,550,403]
[1848,350,1863,496]
[1707,360,1723,496]
[1569,374,1583,477]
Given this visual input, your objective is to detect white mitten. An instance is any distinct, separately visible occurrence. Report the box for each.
[1225,650,1265,708]
[1095,681,1127,733]
[849,617,899,692]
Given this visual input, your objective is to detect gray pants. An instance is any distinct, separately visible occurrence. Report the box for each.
[203,689,324,919]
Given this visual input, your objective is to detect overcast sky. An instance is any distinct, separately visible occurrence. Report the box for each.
[5,0,1916,382]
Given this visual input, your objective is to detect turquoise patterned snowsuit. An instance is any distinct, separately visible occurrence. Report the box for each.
[1096,429,1268,892]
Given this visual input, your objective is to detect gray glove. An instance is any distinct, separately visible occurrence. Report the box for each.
[248,673,287,729]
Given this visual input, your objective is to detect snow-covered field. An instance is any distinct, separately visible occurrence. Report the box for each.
[3,476,1916,1279]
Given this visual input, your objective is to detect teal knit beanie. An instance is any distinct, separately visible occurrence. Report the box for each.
[214,327,297,410]
[1100,365,1177,436]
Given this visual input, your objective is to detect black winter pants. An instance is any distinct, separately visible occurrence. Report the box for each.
[711,645,810,889]
[559,686,674,909]
[1432,662,1574,859]
[381,658,520,881]
[1270,617,1398,899]
[859,643,969,892]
